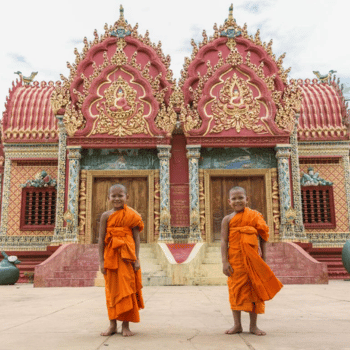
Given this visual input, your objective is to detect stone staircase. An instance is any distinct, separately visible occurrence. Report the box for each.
[94,243,172,287]
[266,242,328,284]
[36,243,170,287]
[4,246,59,283]
[139,243,172,286]
[193,243,227,286]
[191,242,329,286]
[35,244,100,287]
[296,244,350,280]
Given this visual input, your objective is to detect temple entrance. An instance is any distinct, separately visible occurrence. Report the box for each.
[91,177,148,243]
[210,176,267,242]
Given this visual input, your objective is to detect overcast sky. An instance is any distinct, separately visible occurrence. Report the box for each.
[1,0,350,110]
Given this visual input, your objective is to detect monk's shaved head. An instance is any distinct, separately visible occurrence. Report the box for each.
[109,183,127,195]
[229,186,247,196]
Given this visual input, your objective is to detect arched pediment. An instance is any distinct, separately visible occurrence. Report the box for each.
[51,7,176,147]
[179,5,302,147]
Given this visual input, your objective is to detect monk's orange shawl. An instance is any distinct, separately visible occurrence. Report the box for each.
[227,207,283,314]
[104,205,145,322]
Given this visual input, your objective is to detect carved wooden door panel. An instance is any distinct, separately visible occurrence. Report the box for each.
[210,176,266,242]
[92,177,148,243]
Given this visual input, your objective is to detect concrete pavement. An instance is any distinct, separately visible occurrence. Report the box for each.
[1,281,350,350]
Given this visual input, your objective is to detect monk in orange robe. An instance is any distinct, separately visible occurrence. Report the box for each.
[99,184,144,337]
[221,186,283,336]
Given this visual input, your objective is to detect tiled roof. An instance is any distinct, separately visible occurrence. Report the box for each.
[296,78,349,141]
[2,80,58,143]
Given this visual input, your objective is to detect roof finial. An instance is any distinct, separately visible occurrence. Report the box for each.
[119,5,124,20]
[228,4,234,21]
[112,4,131,38]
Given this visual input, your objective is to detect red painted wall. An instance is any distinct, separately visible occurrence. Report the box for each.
[170,134,190,227]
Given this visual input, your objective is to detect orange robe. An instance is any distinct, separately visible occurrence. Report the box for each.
[227,207,283,314]
[104,205,145,322]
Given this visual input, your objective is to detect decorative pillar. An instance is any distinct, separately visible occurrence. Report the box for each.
[186,145,202,242]
[0,156,12,236]
[78,170,87,243]
[290,114,307,239]
[64,146,82,242]
[157,145,173,242]
[342,154,350,230]
[52,115,68,244]
[275,144,295,240]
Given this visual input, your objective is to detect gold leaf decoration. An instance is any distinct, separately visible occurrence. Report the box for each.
[63,102,85,136]
[210,73,266,134]
[92,77,148,137]
[275,80,303,132]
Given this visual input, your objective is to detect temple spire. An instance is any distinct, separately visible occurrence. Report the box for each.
[119,5,125,20]
[228,4,234,21]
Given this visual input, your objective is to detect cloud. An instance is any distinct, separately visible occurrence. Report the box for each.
[8,53,28,65]
[1,0,350,104]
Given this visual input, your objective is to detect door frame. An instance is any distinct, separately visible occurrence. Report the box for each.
[85,170,155,244]
[204,169,275,243]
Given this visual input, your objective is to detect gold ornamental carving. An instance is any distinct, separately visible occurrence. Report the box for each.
[155,102,177,134]
[275,81,303,132]
[50,86,70,115]
[210,74,266,134]
[92,77,149,137]
[63,102,85,136]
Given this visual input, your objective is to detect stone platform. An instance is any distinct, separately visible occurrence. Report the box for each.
[1,281,350,350]
[34,242,329,287]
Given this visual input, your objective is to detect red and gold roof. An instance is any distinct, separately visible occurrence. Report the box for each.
[51,6,176,148]
[179,5,301,147]
[297,78,349,141]
[2,80,58,143]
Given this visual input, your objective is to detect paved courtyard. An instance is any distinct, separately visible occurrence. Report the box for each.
[1,281,350,350]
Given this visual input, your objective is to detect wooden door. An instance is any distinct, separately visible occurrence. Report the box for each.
[91,177,148,243]
[211,176,266,242]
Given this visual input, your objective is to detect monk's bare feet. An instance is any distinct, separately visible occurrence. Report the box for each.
[100,322,117,336]
[250,326,266,336]
[225,325,243,334]
[122,321,135,337]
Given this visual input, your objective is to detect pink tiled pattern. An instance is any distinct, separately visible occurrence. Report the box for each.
[300,163,348,233]
[7,163,58,236]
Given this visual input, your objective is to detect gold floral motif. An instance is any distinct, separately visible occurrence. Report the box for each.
[210,74,266,134]
[92,77,148,137]
[50,85,70,115]
[275,81,303,132]
[169,86,185,110]
[225,47,243,66]
[180,105,202,132]
[63,102,85,136]
[155,102,177,134]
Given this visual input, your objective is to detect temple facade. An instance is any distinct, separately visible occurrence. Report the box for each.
[1,6,349,262]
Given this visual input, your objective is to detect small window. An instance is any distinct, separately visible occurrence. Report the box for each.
[20,187,56,231]
[301,186,336,229]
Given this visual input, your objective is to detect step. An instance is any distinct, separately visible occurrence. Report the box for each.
[142,271,172,286]
[199,264,223,277]
[203,256,222,264]
[192,276,227,286]
[139,251,156,259]
[141,261,162,272]
[206,246,221,253]
[205,251,221,260]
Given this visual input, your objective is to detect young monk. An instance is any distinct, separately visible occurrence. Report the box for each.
[99,184,144,337]
[221,186,283,336]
